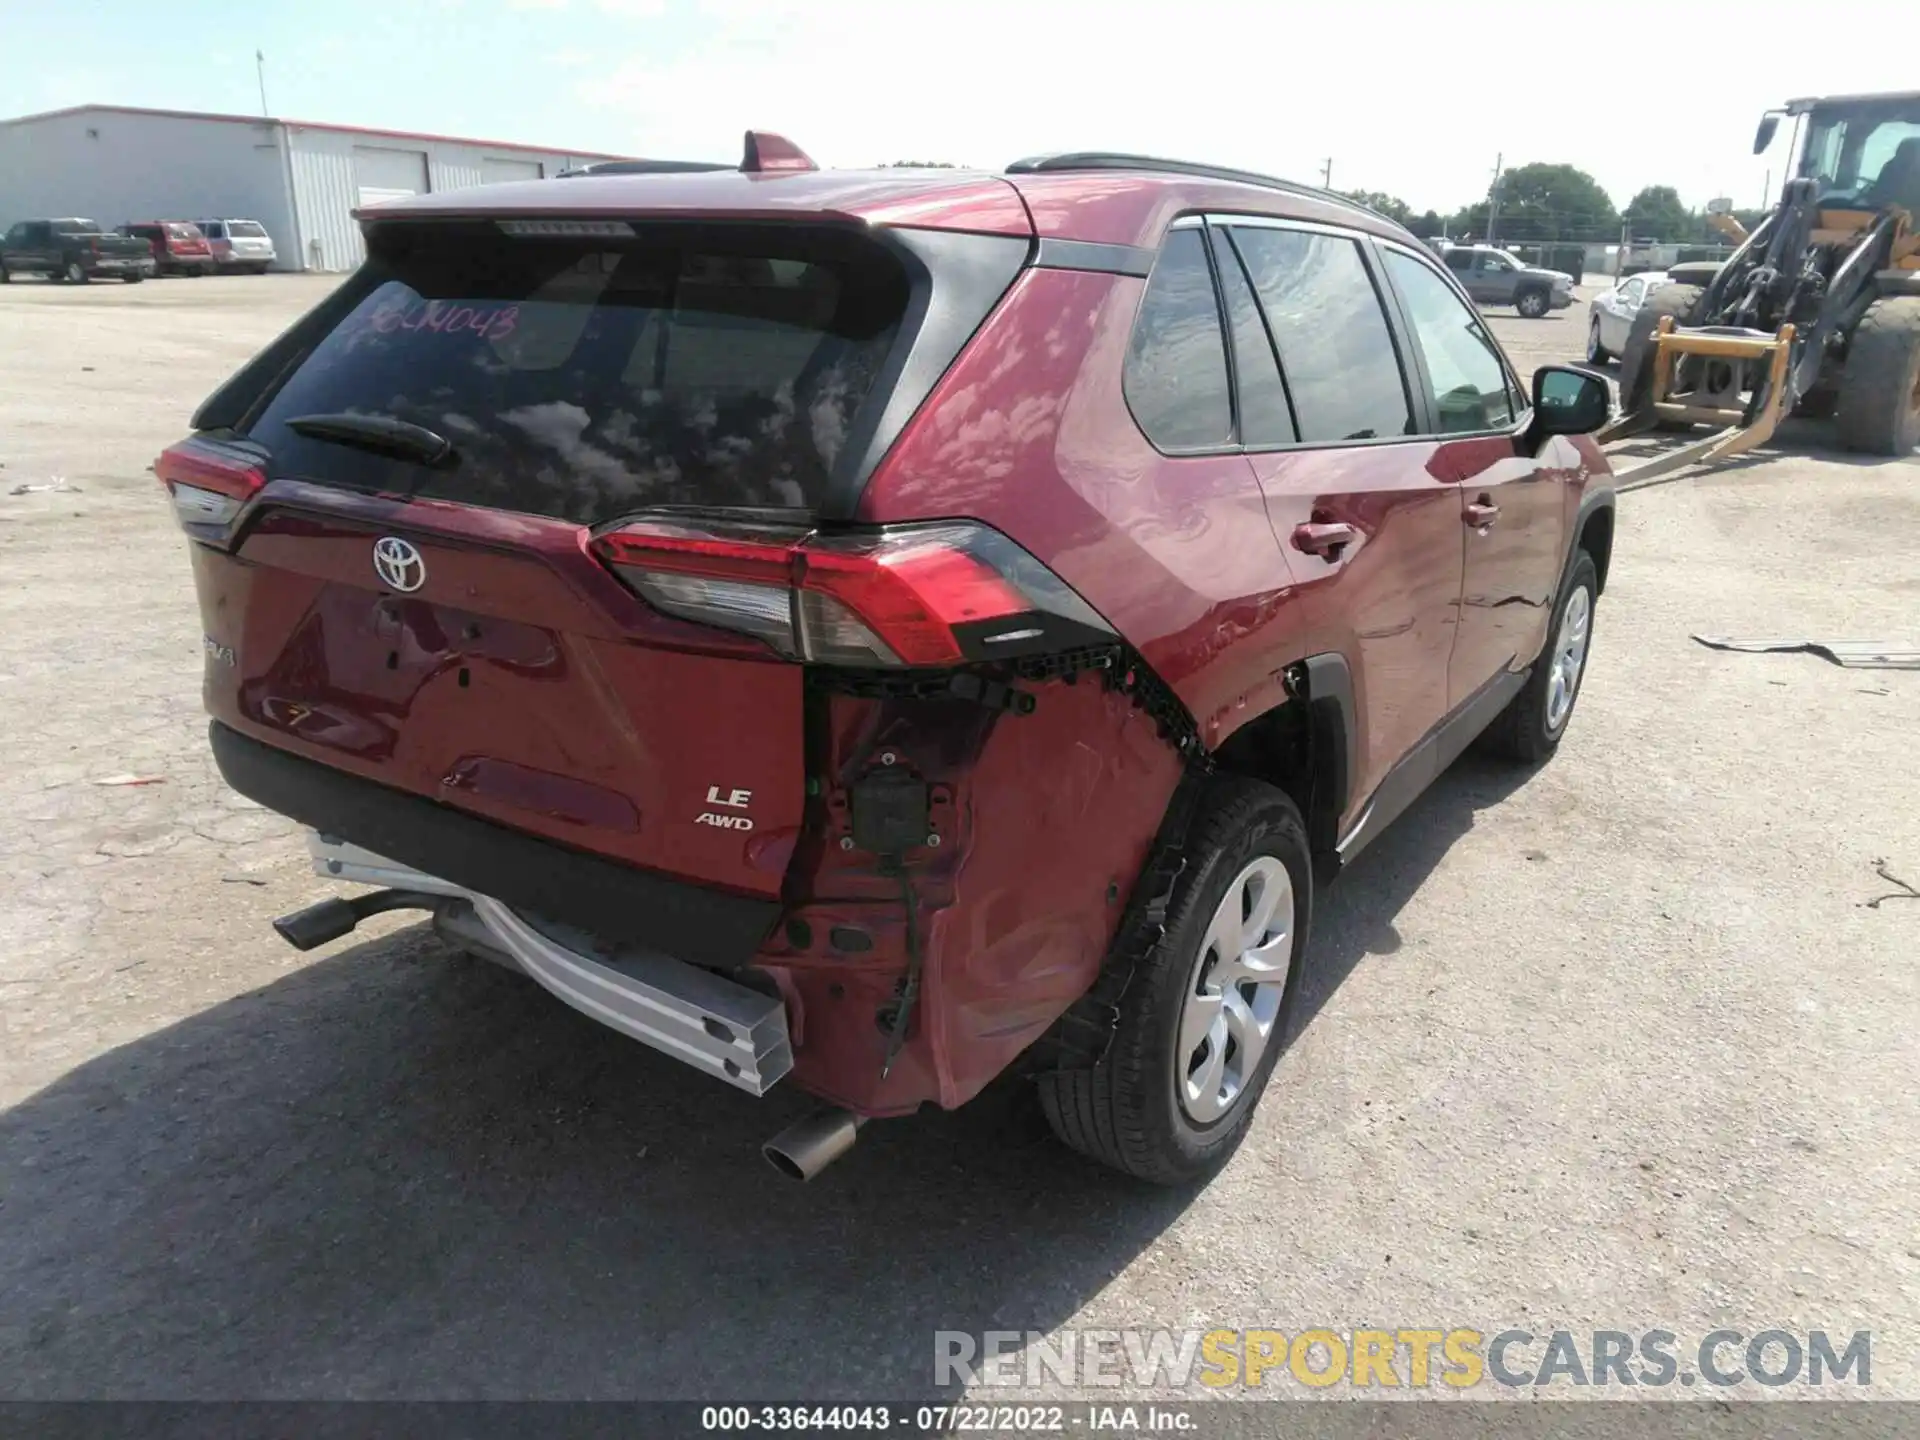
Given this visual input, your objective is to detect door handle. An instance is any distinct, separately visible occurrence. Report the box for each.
[1291,521,1358,557]
[1465,500,1500,528]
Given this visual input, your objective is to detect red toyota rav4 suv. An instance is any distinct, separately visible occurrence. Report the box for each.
[161,136,1614,1185]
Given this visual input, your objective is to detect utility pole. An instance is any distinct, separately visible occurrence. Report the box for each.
[1320,158,1333,190]
[1760,168,1771,209]
[1484,152,1505,247]
[256,49,269,117]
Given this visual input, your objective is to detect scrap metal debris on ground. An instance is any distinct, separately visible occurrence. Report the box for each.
[1863,859,1920,910]
[1692,636,1920,670]
[8,476,79,497]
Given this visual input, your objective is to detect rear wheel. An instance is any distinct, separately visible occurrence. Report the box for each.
[1835,296,1920,456]
[1038,777,1311,1186]
[1587,315,1610,365]
[123,271,142,284]
[64,261,88,284]
[1618,283,1707,419]
[1516,287,1550,319]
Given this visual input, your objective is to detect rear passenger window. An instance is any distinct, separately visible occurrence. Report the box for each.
[1124,229,1232,451]
[1209,231,1295,448]
[1381,249,1519,434]
[1230,228,1413,443]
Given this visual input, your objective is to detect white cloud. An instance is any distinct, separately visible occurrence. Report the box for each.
[565,0,1920,215]
[511,0,666,11]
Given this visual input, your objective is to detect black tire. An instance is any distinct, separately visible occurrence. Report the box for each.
[1516,287,1551,319]
[1037,777,1312,1186]
[63,261,88,285]
[1835,296,1920,456]
[1481,551,1599,763]
[1586,315,1610,366]
[0,262,10,283]
[1618,283,1707,417]
[123,272,143,284]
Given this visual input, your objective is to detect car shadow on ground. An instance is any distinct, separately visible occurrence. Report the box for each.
[0,754,1532,1401]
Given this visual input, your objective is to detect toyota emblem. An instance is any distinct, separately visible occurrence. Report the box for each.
[372,536,426,593]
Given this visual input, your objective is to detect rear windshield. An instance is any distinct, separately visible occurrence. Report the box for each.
[58,219,104,234]
[229,221,268,238]
[167,223,202,240]
[246,223,908,523]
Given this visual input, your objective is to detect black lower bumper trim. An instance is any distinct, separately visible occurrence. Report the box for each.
[209,722,778,970]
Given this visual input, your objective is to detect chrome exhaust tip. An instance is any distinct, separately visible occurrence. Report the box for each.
[763,1108,864,1181]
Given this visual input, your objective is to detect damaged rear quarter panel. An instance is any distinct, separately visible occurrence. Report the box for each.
[759,671,1183,1115]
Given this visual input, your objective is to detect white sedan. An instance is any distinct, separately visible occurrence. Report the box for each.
[1586,271,1667,366]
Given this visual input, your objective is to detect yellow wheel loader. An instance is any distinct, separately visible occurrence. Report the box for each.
[1607,91,1920,478]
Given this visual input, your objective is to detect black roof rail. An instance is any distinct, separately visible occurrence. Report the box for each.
[1004,152,1393,226]
[555,159,732,179]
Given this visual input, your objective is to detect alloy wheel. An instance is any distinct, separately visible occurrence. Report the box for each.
[1176,855,1294,1125]
[1546,584,1592,733]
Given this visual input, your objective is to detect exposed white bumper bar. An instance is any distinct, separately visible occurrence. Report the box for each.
[306,832,793,1095]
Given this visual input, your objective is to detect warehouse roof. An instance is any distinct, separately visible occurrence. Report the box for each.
[0,104,633,161]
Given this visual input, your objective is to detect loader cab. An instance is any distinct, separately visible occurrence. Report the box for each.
[1778,92,1920,214]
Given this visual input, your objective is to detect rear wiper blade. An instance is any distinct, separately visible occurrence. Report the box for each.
[284,413,457,468]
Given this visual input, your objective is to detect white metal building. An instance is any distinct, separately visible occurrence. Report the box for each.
[0,105,631,272]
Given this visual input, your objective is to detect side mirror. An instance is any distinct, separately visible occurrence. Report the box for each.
[1528,365,1610,446]
[1753,112,1781,155]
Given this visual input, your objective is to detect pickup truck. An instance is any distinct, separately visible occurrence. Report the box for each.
[0,219,152,284]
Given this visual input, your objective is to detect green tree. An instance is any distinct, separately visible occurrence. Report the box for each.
[1622,185,1691,241]
[1341,190,1412,226]
[1456,162,1620,243]
[1410,209,1445,237]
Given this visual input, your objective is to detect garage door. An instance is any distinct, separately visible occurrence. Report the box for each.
[353,146,430,208]
[481,157,543,184]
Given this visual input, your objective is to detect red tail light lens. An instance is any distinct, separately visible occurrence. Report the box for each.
[155,437,267,538]
[593,520,1113,668]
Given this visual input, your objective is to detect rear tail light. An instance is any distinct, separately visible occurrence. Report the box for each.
[155,437,267,541]
[592,519,1114,668]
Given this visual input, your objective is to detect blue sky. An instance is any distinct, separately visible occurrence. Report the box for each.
[5,0,1912,213]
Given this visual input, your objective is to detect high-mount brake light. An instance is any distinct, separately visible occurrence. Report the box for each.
[155,438,267,536]
[592,521,1113,669]
[496,219,637,238]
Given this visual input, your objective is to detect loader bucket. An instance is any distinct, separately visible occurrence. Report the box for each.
[1596,319,1798,487]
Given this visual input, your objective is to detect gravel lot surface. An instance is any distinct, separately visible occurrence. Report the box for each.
[1,273,1915,1403]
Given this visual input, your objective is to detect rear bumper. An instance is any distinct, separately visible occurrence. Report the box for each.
[209,721,780,971]
[310,833,793,1095]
